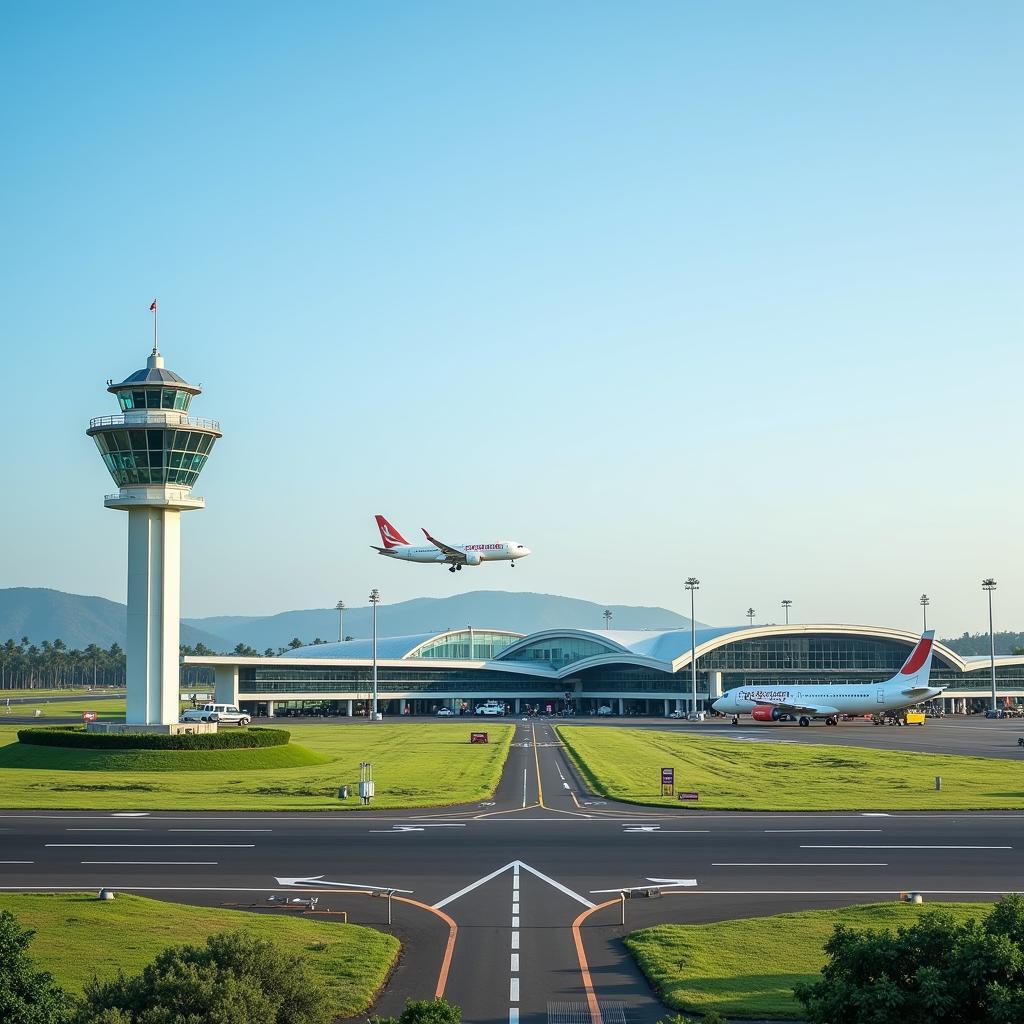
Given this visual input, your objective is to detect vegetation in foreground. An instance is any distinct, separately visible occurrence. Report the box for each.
[0,722,513,809]
[0,894,399,1021]
[626,901,991,1020]
[557,725,1024,810]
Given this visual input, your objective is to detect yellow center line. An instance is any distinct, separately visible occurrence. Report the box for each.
[531,722,546,808]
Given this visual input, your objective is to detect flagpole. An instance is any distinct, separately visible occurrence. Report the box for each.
[151,300,159,354]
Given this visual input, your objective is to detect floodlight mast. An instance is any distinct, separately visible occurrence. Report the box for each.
[781,599,792,625]
[369,589,381,717]
[920,594,929,632]
[685,578,700,715]
[982,579,997,711]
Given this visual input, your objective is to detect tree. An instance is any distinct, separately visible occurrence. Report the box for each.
[78,930,332,1024]
[795,896,1024,1024]
[288,638,304,649]
[0,910,75,1024]
[372,999,462,1024]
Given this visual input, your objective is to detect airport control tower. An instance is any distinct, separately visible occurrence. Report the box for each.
[87,332,221,727]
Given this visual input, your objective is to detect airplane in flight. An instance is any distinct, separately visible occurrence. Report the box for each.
[711,630,943,727]
[371,515,531,573]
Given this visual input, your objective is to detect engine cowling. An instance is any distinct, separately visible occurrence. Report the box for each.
[751,704,783,722]
[463,551,482,566]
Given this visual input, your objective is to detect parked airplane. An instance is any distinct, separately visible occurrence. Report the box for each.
[711,630,942,727]
[371,515,531,573]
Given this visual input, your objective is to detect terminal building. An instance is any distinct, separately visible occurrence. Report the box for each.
[185,624,1024,717]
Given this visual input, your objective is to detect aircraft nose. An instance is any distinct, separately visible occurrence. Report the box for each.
[711,697,725,712]
[518,546,531,557]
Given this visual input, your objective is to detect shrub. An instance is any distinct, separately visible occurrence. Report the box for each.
[77,930,332,1024]
[17,726,290,751]
[372,999,462,1024]
[0,910,75,1024]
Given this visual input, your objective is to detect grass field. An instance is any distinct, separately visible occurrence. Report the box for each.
[0,739,329,772]
[625,901,991,1019]
[0,687,125,698]
[0,722,513,809]
[0,892,399,1017]
[1,696,128,721]
[557,726,1024,810]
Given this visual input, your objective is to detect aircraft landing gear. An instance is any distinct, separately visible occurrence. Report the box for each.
[731,715,739,726]
[456,563,463,571]
[825,716,838,726]
[799,716,811,727]
[448,566,457,573]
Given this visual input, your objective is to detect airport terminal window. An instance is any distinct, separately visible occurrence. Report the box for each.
[700,637,910,674]
[499,636,613,669]
[414,631,522,660]
[92,427,215,486]
[117,388,193,413]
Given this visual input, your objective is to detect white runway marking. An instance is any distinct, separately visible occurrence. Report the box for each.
[82,861,219,865]
[714,863,888,867]
[512,916,520,927]
[511,953,519,971]
[801,845,1012,850]
[46,844,254,849]
[765,829,882,833]
[510,978,519,1002]
[66,828,146,832]
[522,769,527,808]
[432,859,593,909]
[511,931,520,949]
[112,813,150,817]
[509,1010,519,1024]
[512,902,520,914]
[168,829,273,833]
[0,861,33,864]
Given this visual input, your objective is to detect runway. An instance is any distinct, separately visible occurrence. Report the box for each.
[1,720,1021,1024]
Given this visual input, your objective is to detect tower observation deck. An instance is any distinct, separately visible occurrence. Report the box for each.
[88,342,222,726]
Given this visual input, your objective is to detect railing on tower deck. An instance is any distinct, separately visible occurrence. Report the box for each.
[89,414,221,432]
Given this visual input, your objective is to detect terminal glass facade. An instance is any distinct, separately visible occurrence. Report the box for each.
[413,631,521,660]
[116,387,194,412]
[93,428,217,487]
[499,636,613,669]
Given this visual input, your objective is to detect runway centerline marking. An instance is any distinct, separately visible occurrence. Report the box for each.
[765,829,883,833]
[800,845,1012,850]
[66,828,146,832]
[82,861,219,865]
[713,862,889,867]
[45,844,255,849]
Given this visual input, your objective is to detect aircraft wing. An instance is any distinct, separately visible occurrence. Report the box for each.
[421,528,466,563]
[763,700,841,717]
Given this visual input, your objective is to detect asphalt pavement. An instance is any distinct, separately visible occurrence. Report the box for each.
[1,719,1022,1024]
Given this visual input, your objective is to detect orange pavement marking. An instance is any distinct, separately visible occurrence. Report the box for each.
[395,895,458,998]
[572,898,617,1024]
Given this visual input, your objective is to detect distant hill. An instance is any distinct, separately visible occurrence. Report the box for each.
[186,590,700,651]
[941,631,1024,657]
[0,588,229,651]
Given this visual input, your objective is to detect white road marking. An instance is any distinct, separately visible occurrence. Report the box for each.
[168,829,272,833]
[512,876,520,892]
[111,813,150,817]
[517,860,594,908]
[510,953,519,971]
[0,861,33,864]
[433,858,592,909]
[510,978,519,1002]
[765,829,883,833]
[801,845,1012,850]
[512,916,520,927]
[509,1010,519,1024]
[522,769,527,808]
[275,875,414,892]
[511,931,520,949]
[862,813,891,817]
[563,783,570,790]
[512,902,520,914]
[66,828,146,832]
[369,825,467,834]
[46,844,254,849]
[713,863,888,867]
[82,861,219,865]
[623,826,710,833]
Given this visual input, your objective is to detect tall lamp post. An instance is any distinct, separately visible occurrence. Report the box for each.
[369,589,381,718]
[746,607,755,627]
[685,578,700,715]
[335,600,346,642]
[781,599,792,625]
[603,609,612,630]
[919,594,929,632]
[982,579,997,712]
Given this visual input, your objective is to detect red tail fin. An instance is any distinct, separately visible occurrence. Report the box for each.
[375,515,409,549]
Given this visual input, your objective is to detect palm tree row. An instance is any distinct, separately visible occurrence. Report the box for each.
[0,638,126,689]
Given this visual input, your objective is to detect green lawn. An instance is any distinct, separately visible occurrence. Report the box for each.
[1,697,128,721]
[0,687,125,698]
[1,892,399,1017]
[626,902,991,1019]
[0,722,513,809]
[557,726,1024,810]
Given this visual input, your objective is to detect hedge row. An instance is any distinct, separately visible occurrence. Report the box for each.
[16,726,291,751]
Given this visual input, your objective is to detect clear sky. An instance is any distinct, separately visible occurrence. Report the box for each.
[1,2,1021,635]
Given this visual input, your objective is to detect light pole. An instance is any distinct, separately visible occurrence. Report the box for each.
[781,599,792,625]
[335,600,346,642]
[685,578,699,715]
[603,609,612,630]
[919,594,929,632]
[746,607,755,627]
[982,579,997,711]
[369,589,381,718]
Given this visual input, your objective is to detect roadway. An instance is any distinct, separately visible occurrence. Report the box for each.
[1,720,1022,1024]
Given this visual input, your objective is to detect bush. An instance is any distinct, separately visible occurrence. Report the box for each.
[0,910,75,1024]
[17,726,290,751]
[372,999,462,1024]
[794,894,1024,1024]
[77,930,332,1024]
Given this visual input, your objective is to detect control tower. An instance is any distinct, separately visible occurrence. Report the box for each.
[87,340,221,727]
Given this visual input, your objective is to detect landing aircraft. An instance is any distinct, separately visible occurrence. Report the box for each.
[711,630,943,727]
[371,515,531,573]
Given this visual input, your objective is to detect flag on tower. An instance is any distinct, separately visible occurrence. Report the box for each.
[149,300,157,312]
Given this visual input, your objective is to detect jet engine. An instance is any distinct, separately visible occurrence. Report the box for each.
[463,551,482,566]
[751,704,784,722]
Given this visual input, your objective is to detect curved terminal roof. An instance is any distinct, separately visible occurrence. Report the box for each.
[280,628,525,661]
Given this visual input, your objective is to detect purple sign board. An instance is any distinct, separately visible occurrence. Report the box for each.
[678,791,699,801]
[661,767,674,786]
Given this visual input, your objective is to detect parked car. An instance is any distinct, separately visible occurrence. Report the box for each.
[474,702,503,716]
[596,705,613,716]
[668,710,684,719]
[985,709,1007,719]
[180,703,250,726]
[436,707,454,716]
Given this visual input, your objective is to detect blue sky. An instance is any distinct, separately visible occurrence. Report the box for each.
[1,2,1021,633]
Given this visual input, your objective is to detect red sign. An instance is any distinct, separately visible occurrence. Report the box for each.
[470,732,489,744]
[661,767,674,786]
[82,711,97,722]
[678,791,699,801]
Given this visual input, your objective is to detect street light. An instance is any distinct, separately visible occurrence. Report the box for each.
[335,600,346,642]
[919,594,929,632]
[781,599,792,625]
[685,578,700,715]
[982,579,997,712]
[369,589,381,718]
[603,609,612,630]
[746,607,755,627]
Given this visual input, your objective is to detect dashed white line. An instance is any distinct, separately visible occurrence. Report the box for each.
[168,829,272,833]
[765,829,883,833]
[511,931,520,949]
[82,861,219,865]
[512,915,520,927]
[45,844,255,849]
[801,845,1012,850]
[714,862,888,867]
[509,978,519,1002]
[512,902,520,914]
[65,828,146,832]
[0,861,33,864]
[509,1010,519,1024]
[510,953,519,971]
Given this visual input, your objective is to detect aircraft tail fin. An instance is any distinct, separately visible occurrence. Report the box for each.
[895,630,936,686]
[374,515,409,549]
